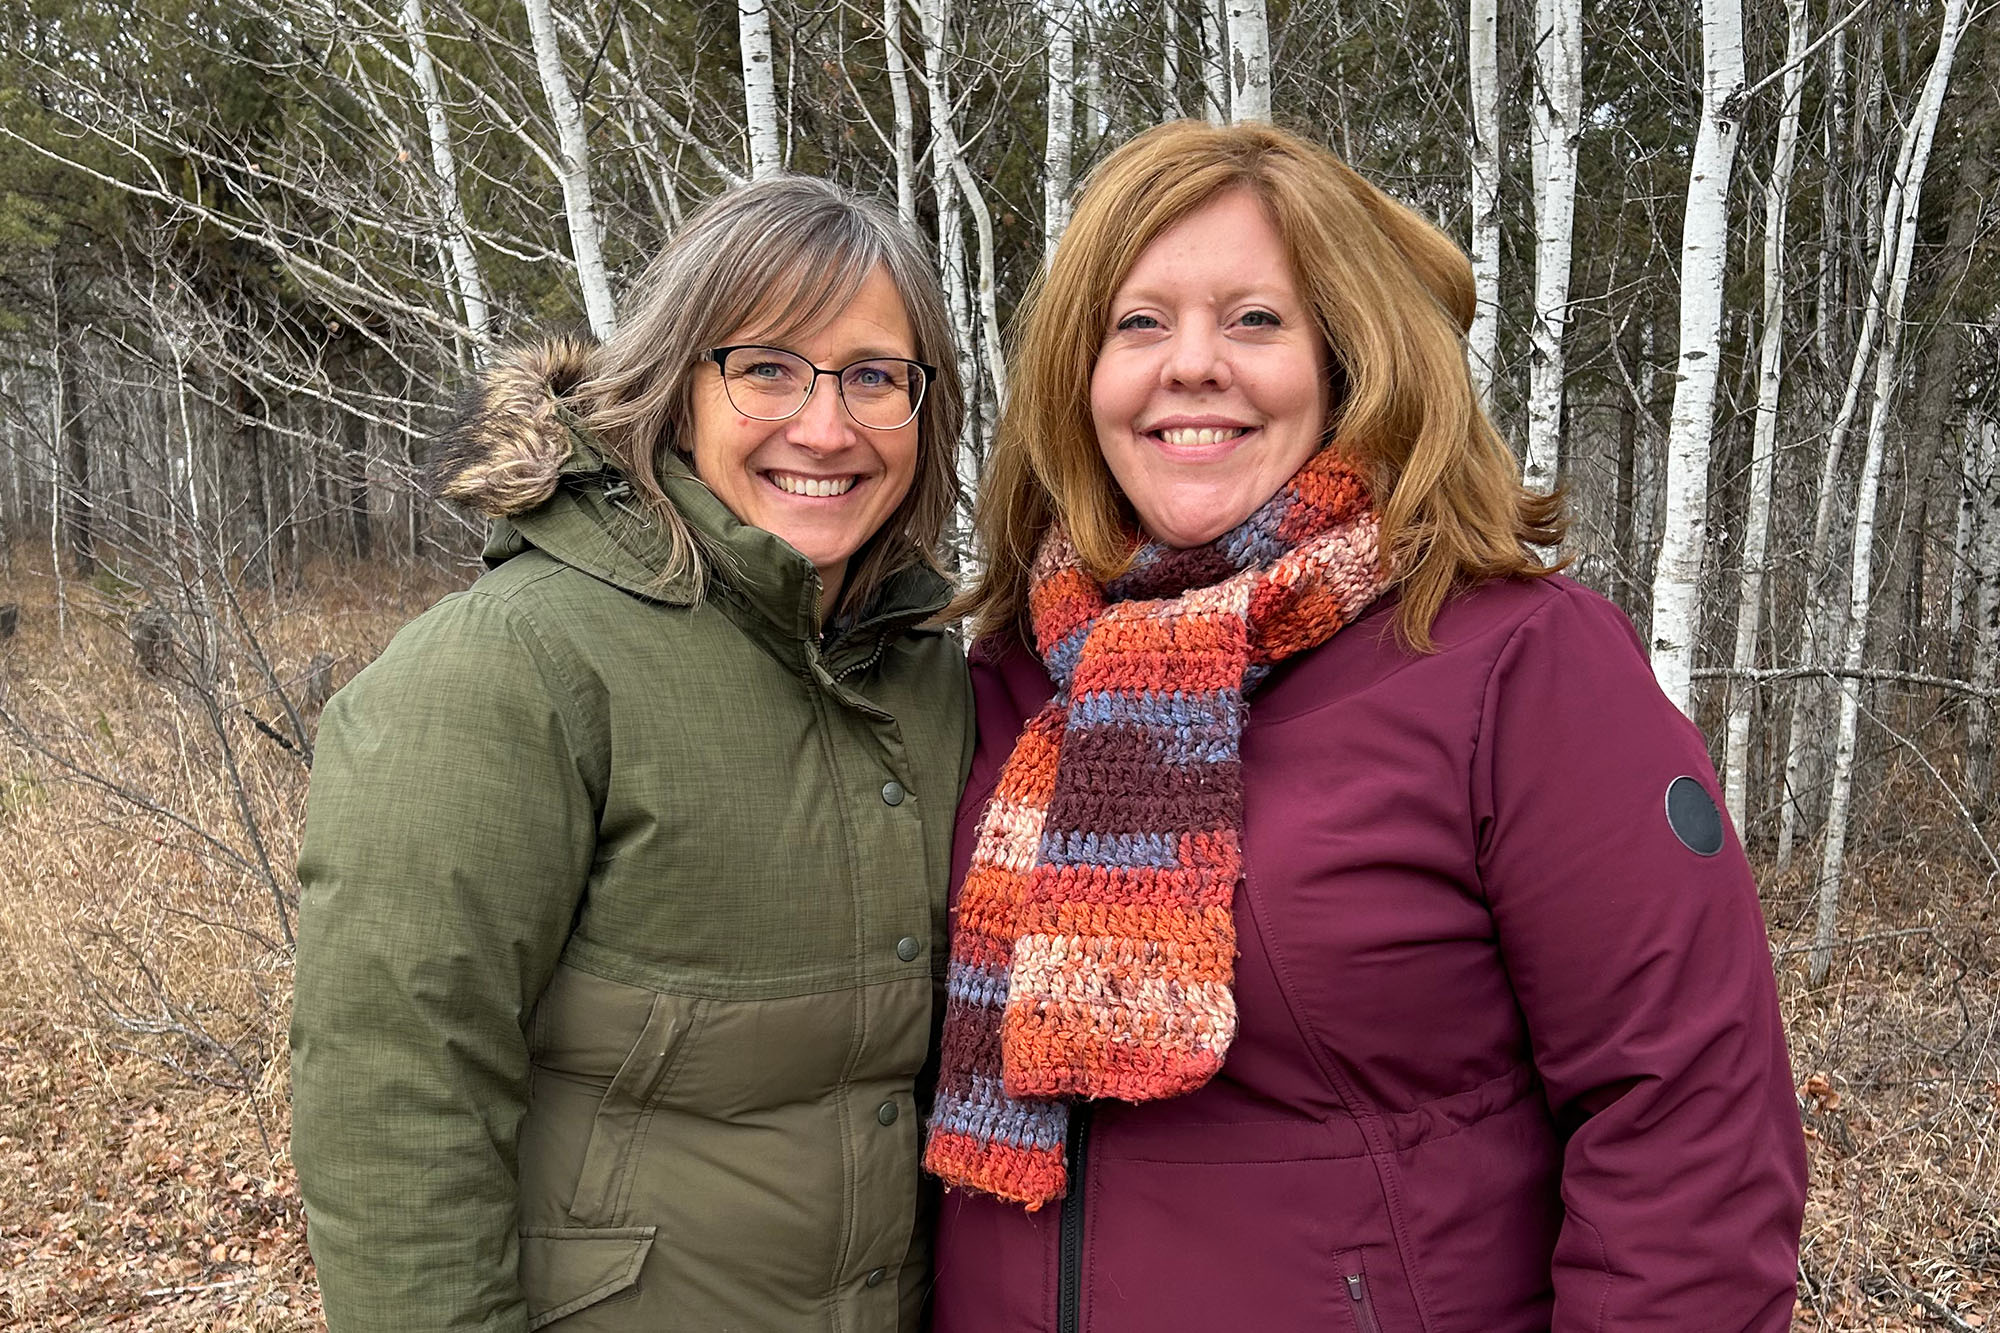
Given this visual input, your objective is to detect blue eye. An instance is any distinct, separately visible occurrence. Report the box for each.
[1115,313,1161,331]
[1240,310,1280,327]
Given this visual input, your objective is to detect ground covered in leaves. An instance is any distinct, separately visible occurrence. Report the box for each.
[0,1029,313,1328]
[2,553,1997,1329]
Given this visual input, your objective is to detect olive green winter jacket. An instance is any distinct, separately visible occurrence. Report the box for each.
[290,342,973,1333]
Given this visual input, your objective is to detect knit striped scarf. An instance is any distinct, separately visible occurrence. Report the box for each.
[924,448,1387,1209]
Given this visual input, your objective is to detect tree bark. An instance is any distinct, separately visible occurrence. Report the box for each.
[738,0,781,178]
[522,0,618,339]
[1524,0,1582,496]
[1810,0,1970,986]
[1467,0,1503,406]
[1648,0,1747,715]
[399,0,490,351]
[1779,3,1938,871]
[1966,417,2000,798]
[1203,0,1229,122]
[919,0,981,534]
[884,0,917,232]
[53,283,96,581]
[1722,0,1809,838]
[1043,0,1078,266]
[1225,0,1270,122]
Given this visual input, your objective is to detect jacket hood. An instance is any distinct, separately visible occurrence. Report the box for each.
[431,336,598,518]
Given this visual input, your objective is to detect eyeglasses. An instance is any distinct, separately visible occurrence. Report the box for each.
[705,345,935,432]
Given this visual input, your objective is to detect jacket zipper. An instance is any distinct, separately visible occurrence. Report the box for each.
[1057,1104,1093,1333]
[831,632,889,684]
[1344,1270,1381,1333]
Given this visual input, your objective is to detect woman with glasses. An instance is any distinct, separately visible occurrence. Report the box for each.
[291,176,971,1333]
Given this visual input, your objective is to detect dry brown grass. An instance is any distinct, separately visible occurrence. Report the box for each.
[1,546,1996,1329]
[1768,733,2000,1330]
[0,550,460,1329]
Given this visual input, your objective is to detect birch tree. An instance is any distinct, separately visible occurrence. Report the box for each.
[1779,10,1937,870]
[399,0,490,351]
[1524,0,1582,494]
[1966,418,2000,796]
[1647,0,1746,715]
[1721,0,1808,834]
[1203,0,1228,121]
[1467,0,1502,404]
[1810,0,1972,985]
[521,0,617,339]
[884,0,918,231]
[1225,0,1270,123]
[739,0,781,178]
[1044,0,1079,264]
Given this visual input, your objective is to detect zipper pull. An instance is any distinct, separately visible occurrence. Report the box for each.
[1346,1275,1364,1301]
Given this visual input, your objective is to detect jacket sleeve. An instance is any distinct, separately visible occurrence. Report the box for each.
[291,588,602,1333]
[1471,586,1805,1333]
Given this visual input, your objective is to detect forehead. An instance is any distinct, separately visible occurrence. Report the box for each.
[1115,189,1297,297]
[731,263,916,355]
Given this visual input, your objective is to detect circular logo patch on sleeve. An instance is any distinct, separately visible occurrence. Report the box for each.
[1665,776,1725,856]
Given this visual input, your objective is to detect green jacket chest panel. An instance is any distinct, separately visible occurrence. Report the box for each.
[506,562,967,999]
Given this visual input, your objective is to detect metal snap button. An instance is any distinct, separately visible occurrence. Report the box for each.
[876,1100,900,1125]
[895,936,920,962]
[881,780,906,806]
[865,1268,887,1288]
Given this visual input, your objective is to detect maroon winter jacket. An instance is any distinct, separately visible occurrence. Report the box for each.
[930,575,1805,1333]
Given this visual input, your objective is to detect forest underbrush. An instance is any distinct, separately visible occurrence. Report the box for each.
[0,552,1994,1330]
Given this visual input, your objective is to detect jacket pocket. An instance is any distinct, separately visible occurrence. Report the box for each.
[520,1226,655,1330]
[1336,1249,1382,1333]
[569,991,700,1225]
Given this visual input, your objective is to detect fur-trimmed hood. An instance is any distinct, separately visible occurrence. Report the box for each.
[430,336,599,518]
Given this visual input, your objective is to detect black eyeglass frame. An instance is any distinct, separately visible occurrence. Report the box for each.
[703,344,937,431]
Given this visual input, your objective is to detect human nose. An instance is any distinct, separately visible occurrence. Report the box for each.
[785,372,858,451]
[1159,318,1232,389]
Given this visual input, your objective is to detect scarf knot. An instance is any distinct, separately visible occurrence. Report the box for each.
[924,449,1388,1209]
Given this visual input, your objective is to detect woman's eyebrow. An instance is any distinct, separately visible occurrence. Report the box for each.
[1108,287,1298,313]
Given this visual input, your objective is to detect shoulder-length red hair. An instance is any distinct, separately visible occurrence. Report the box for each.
[953,119,1564,649]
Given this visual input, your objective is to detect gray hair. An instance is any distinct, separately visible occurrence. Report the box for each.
[578,175,964,616]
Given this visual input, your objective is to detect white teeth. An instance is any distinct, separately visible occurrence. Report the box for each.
[768,472,858,498]
[1157,427,1249,447]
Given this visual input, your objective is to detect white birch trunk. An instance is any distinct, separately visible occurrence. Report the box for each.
[919,0,981,535]
[1966,417,2000,796]
[1810,0,1969,985]
[1721,0,1808,835]
[1524,0,1581,495]
[1467,0,1502,404]
[738,0,781,178]
[1083,28,1108,141]
[884,0,918,231]
[1203,0,1229,122]
[1647,0,1746,716]
[522,0,618,339]
[1815,26,1846,370]
[1225,0,1271,123]
[1043,0,1078,266]
[1778,8,1935,870]
[400,0,490,350]
[1162,0,1183,118]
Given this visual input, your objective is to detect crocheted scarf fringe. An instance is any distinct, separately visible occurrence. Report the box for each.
[924,449,1387,1208]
